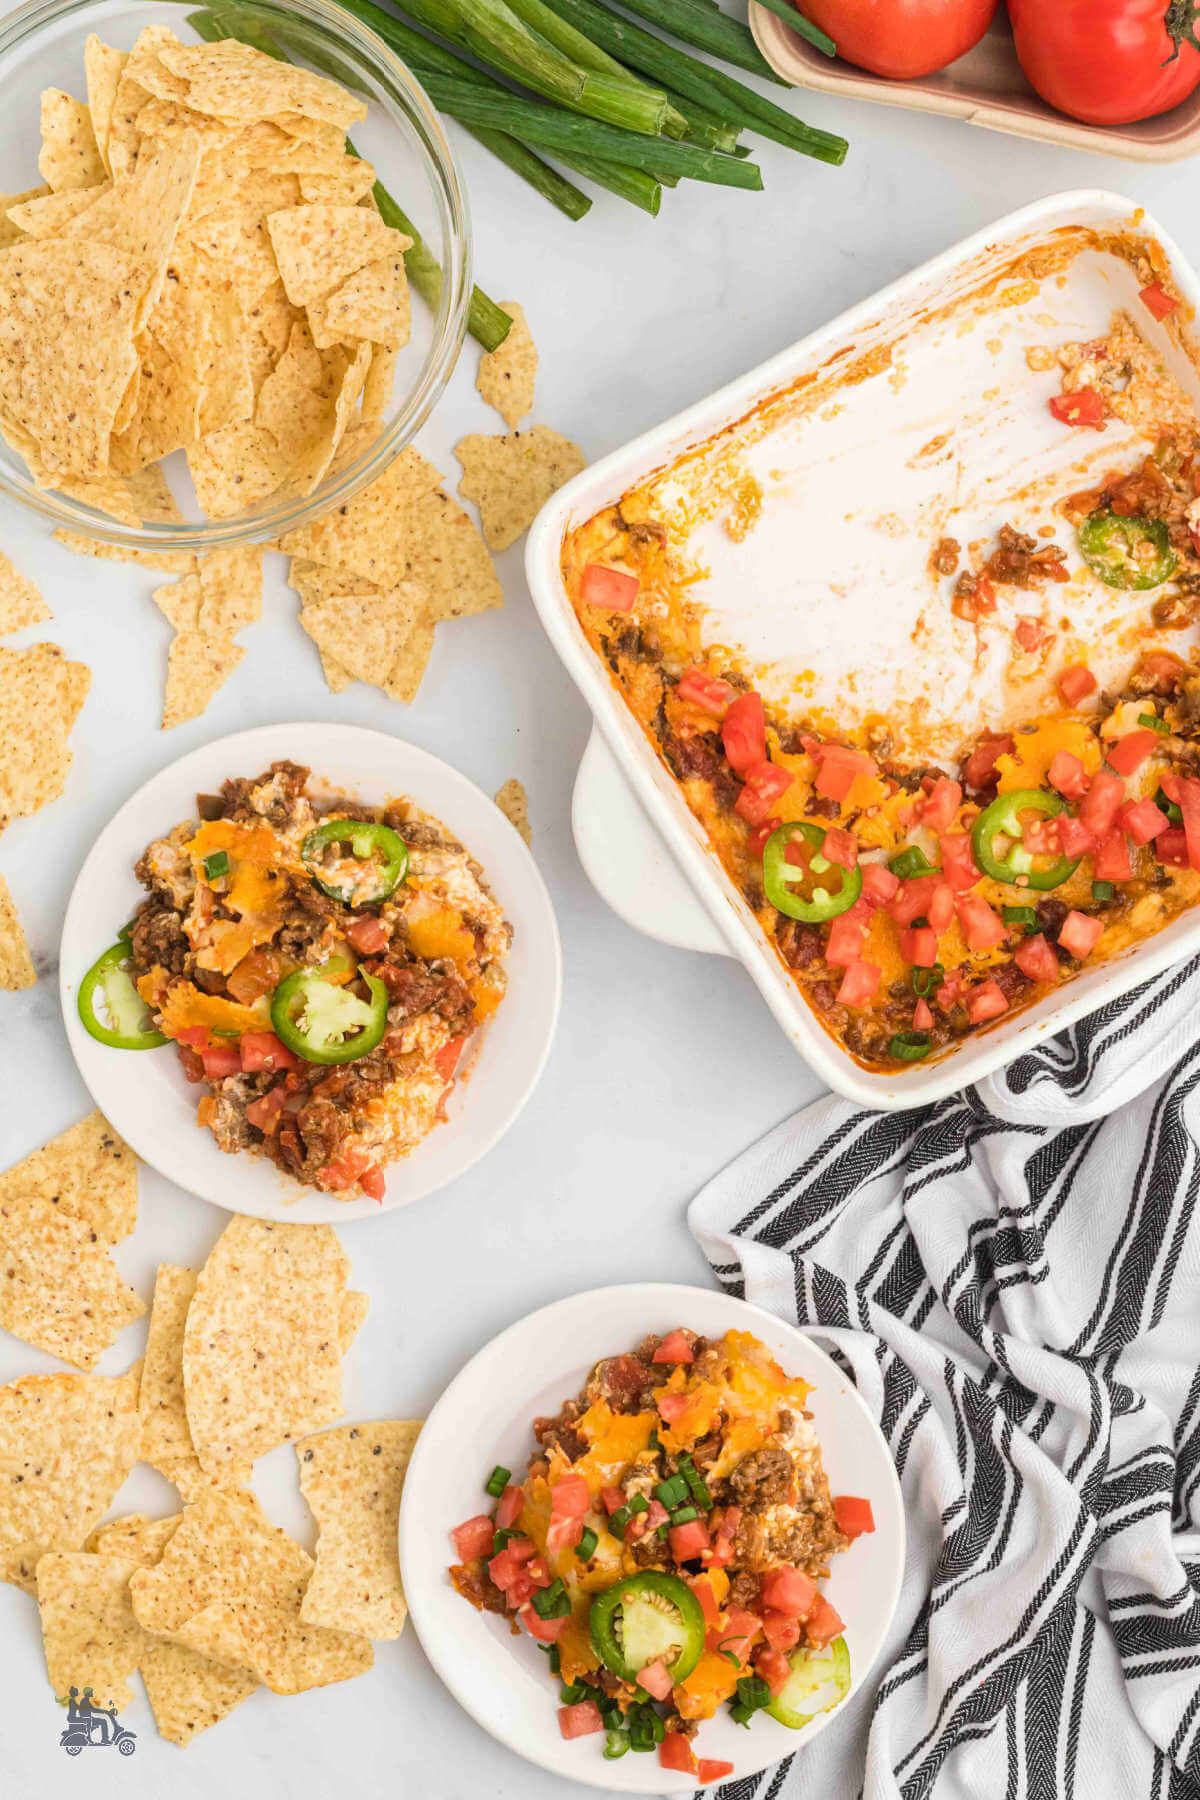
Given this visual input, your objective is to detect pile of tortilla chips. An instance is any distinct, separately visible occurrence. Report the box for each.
[0,1203,420,1745]
[0,28,410,526]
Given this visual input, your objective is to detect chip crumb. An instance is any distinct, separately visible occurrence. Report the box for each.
[494,778,531,845]
[476,302,536,430]
[0,874,35,989]
[456,425,585,552]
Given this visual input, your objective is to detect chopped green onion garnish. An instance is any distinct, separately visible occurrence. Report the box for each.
[484,1464,510,1498]
[736,1674,770,1711]
[911,964,944,997]
[671,1504,699,1525]
[560,1680,590,1704]
[491,1527,516,1553]
[889,1030,932,1061]
[1002,905,1038,929]
[1139,712,1170,734]
[203,850,230,879]
[1155,786,1183,824]
[889,846,937,880]
[547,1646,561,1675]
[730,1701,756,1726]
[603,1729,629,1760]
[679,1459,712,1509]
[532,1578,570,1619]
[628,1493,649,1515]
[576,1526,598,1560]
[1091,880,1115,903]
[655,1474,689,1508]
[608,1505,632,1538]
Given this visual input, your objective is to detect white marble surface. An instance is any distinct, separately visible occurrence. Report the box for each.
[1,28,1198,1798]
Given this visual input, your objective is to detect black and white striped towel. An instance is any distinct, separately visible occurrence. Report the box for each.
[689,958,1200,1800]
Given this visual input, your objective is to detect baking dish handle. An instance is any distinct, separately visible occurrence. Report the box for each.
[572,727,734,958]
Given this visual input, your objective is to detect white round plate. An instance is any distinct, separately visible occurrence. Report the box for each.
[399,1282,905,1792]
[60,723,561,1224]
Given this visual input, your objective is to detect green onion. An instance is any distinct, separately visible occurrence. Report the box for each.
[608,1504,632,1538]
[603,1729,629,1759]
[670,1504,699,1525]
[491,1527,516,1552]
[547,1645,561,1674]
[560,1679,590,1703]
[889,1031,932,1062]
[655,1474,689,1508]
[1002,905,1038,929]
[911,964,943,996]
[682,1467,711,1509]
[1139,712,1171,734]
[628,1492,649,1514]
[576,1526,598,1560]
[736,1674,771,1710]
[611,0,786,83]
[485,1464,511,1497]
[748,0,838,56]
[889,846,937,879]
[911,916,930,931]
[1156,787,1183,824]
[730,1700,755,1726]
[532,1578,571,1619]
[1092,880,1116,903]
[202,849,230,879]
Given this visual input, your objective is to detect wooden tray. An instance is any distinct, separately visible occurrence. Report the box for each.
[748,9,1200,163]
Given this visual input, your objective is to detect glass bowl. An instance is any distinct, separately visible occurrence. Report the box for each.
[0,0,471,550]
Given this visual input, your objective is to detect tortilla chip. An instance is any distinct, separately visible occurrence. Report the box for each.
[86,1514,180,1565]
[196,546,263,636]
[289,557,379,604]
[162,631,243,730]
[0,550,50,632]
[128,464,184,524]
[129,1489,373,1695]
[38,90,106,192]
[339,1289,369,1354]
[0,1368,140,1590]
[187,421,288,519]
[300,585,427,696]
[298,159,377,206]
[84,36,126,175]
[382,618,435,704]
[279,446,441,583]
[139,1265,253,1501]
[0,1191,145,1369]
[456,425,586,552]
[152,572,200,632]
[0,186,49,250]
[297,1421,420,1640]
[495,778,531,844]
[180,204,280,312]
[0,643,90,824]
[361,344,395,423]
[145,242,253,446]
[0,876,34,989]
[0,1112,135,1246]
[266,205,407,308]
[403,489,503,621]
[58,132,203,335]
[273,114,348,155]
[477,302,536,429]
[308,254,409,351]
[182,1217,361,1474]
[36,1551,144,1711]
[53,531,194,575]
[110,333,202,474]
[159,40,367,132]
[6,183,109,238]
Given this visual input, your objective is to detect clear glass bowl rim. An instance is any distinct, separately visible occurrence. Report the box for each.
[0,0,472,550]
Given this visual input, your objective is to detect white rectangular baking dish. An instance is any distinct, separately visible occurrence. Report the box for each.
[525,190,1200,1109]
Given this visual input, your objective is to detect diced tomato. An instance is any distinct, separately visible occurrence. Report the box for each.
[636,1658,675,1701]
[920,777,962,833]
[226,949,282,1004]
[1058,663,1098,706]
[1157,828,1189,867]
[558,1699,603,1739]
[601,1487,624,1515]
[1047,751,1091,801]
[1058,910,1104,959]
[1177,777,1200,871]
[550,1473,590,1517]
[676,668,735,717]
[659,1735,696,1775]
[963,735,1014,791]
[734,763,792,827]
[239,1030,301,1074]
[495,1485,524,1530]
[580,563,638,612]
[245,1086,287,1132]
[747,818,781,859]
[836,960,881,1008]
[860,862,900,906]
[1140,282,1179,322]
[1093,833,1132,882]
[889,874,939,928]
[826,915,866,968]
[657,1391,689,1424]
[938,832,983,893]
[924,880,955,934]
[1057,815,1095,859]
[900,926,938,968]
[967,979,1009,1023]
[1139,652,1187,693]
[1120,798,1168,845]
[670,1520,712,1562]
[359,1164,385,1202]
[1021,817,1061,856]
[805,1595,846,1649]
[913,998,934,1031]
[1049,387,1105,429]
[709,1606,762,1664]
[488,1538,535,1592]
[1014,934,1060,983]
[173,1025,214,1048]
[546,1514,583,1555]
[521,1605,569,1643]
[1014,615,1048,653]
[434,1034,469,1083]
[697,1761,735,1785]
[813,743,875,803]
[821,826,859,870]
[722,692,767,774]
[833,1495,876,1539]
[1080,771,1125,838]
[936,968,964,1010]
[318,1150,372,1191]
[760,1566,818,1618]
[688,1577,722,1627]
[956,893,1006,953]
[451,1515,495,1561]
[652,1329,695,1365]
[200,1042,241,1080]
[761,1608,802,1652]
[347,915,389,955]
[506,1574,536,1608]
[525,1556,551,1589]
[1107,730,1158,777]
[644,1499,669,1532]
[755,1646,793,1697]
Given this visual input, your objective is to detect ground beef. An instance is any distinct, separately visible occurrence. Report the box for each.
[208,1075,261,1154]
[218,760,310,825]
[311,798,379,824]
[991,960,1031,1000]
[533,1402,587,1465]
[728,1569,762,1609]
[128,897,190,977]
[367,961,476,1034]
[664,730,722,783]
[712,766,741,812]
[1035,897,1070,942]
[196,792,225,821]
[450,1560,508,1616]
[984,522,1068,588]
[276,883,339,961]
[930,535,960,576]
[774,916,822,970]
[729,1447,793,1508]
[592,1354,659,1415]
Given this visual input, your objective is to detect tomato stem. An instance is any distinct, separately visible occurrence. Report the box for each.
[1164,0,1200,63]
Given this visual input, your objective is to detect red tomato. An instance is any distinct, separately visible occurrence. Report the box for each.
[805,1594,846,1649]
[677,668,734,717]
[861,862,900,905]
[734,767,789,827]
[240,1030,301,1074]
[833,1494,876,1538]
[1014,615,1049,653]
[722,693,767,774]
[956,893,1006,952]
[545,1514,583,1555]
[347,915,389,955]
[657,1391,689,1424]
[709,1606,762,1663]
[821,826,859,869]
[558,1700,603,1738]
[1093,833,1133,882]
[938,832,983,893]
[813,743,875,803]
[1157,827,1189,867]
[580,563,638,612]
[245,1086,286,1132]
[755,1647,793,1697]
[1139,652,1187,692]
[900,926,938,968]
[601,1486,624,1515]
[550,1474,590,1517]
[1058,663,1098,706]
[1058,911,1105,959]
[1080,771,1126,838]
[200,1042,241,1080]
[1057,815,1096,860]
[1176,776,1200,869]
[1009,0,1200,125]
[963,735,1014,790]
[670,1520,712,1561]
[698,1760,735,1784]
[760,1565,818,1617]
[644,1499,670,1532]
[1107,730,1158,776]
[826,915,866,968]
[521,1605,569,1643]
[1048,751,1091,800]
[496,1485,524,1529]
[177,1044,206,1084]
[1141,282,1180,321]
[688,1577,722,1627]
[1049,388,1106,429]
[636,1658,675,1701]
[837,959,881,1008]
[359,1164,385,1203]
[173,1025,213,1048]
[451,1515,495,1560]
[920,776,962,833]
[936,969,964,1009]
[913,997,934,1031]
[796,0,997,77]
[659,1734,696,1775]
[1120,798,1168,844]
[761,1608,803,1651]
[889,874,940,928]
[318,1151,372,1191]
[747,818,781,858]
[1014,933,1060,984]
[652,1329,695,1365]
[968,979,1009,1023]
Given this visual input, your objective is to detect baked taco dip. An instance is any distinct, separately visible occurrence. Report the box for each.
[76,760,511,1200]
[448,1327,873,1781]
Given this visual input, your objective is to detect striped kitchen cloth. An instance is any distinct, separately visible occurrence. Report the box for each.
[688,955,1200,1800]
